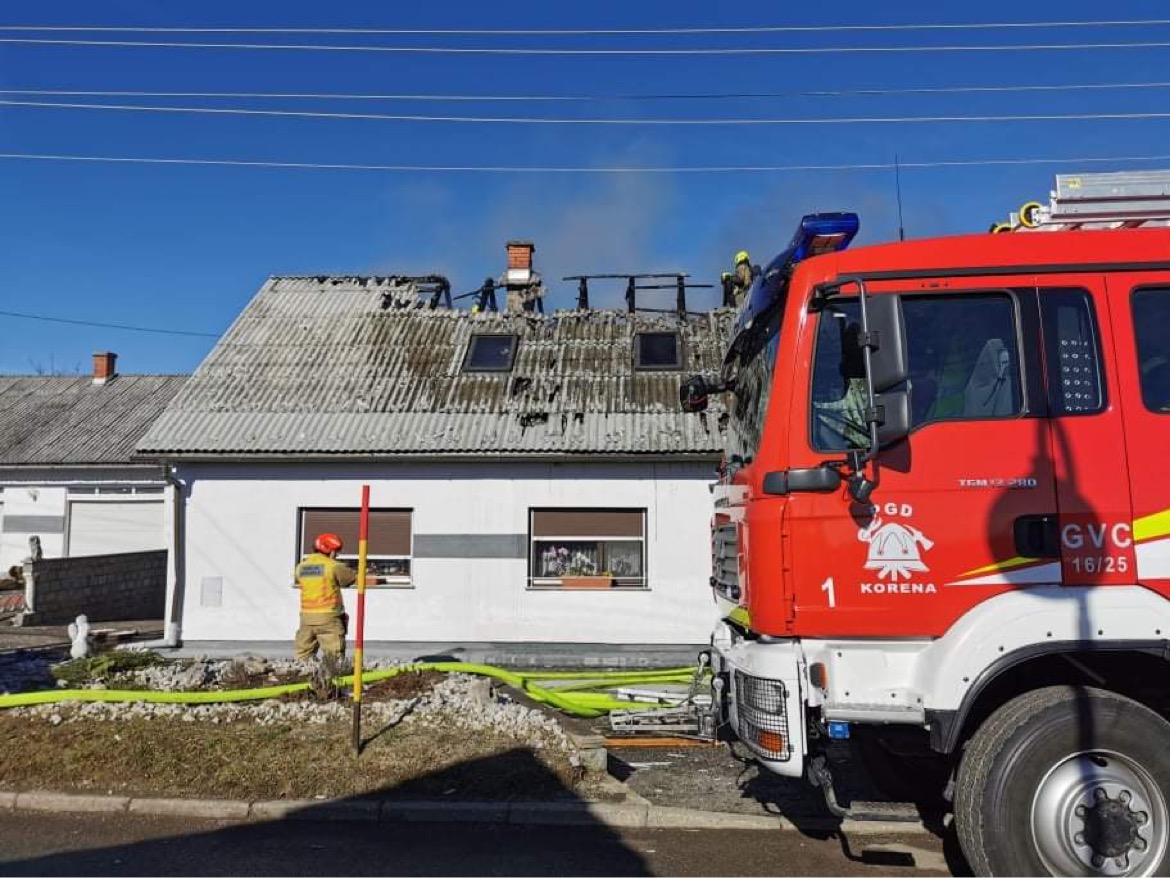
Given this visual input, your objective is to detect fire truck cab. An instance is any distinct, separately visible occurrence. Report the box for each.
[683,214,1170,876]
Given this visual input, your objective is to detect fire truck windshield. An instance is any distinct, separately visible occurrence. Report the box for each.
[725,308,782,466]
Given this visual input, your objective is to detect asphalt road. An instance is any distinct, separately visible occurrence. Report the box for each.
[0,812,959,876]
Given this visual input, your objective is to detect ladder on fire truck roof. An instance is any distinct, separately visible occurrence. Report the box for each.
[993,169,1170,232]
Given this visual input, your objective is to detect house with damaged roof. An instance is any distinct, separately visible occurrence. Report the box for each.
[137,257,735,654]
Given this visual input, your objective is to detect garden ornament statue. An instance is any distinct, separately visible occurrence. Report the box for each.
[67,614,91,660]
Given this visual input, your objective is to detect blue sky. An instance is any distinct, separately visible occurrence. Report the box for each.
[3,0,1170,374]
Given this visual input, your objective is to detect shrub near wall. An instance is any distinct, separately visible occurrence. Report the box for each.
[23,551,166,625]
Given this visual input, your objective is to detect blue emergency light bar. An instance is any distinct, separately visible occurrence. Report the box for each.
[734,212,860,338]
[789,212,860,262]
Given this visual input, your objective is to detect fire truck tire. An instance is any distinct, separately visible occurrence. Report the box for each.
[955,686,1170,877]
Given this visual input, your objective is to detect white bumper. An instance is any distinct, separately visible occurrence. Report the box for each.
[711,621,807,778]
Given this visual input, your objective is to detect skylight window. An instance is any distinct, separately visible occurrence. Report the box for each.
[634,332,682,370]
[463,333,519,372]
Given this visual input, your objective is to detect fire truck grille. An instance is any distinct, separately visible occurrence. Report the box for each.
[712,523,739,593]
[734,671,791,761]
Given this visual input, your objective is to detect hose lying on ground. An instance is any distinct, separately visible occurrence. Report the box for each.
[0,662,701,718]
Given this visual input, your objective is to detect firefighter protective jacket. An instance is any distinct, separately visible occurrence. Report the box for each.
[295,552,356,616]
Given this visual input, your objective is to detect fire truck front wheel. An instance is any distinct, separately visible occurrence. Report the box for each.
[955,686,1170,877]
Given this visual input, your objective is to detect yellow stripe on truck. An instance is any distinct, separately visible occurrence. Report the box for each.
[1135,508,1170,544]
[957,555,1045,579]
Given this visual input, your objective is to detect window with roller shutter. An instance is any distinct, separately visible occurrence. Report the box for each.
[297,508,413,585]
[528,508,646,589]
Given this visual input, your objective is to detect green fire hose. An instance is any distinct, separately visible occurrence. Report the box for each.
[0,662,701,718]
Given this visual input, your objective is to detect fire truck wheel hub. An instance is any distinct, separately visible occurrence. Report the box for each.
[1032,750,1167,876]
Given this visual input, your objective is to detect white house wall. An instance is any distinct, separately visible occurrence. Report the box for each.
[0,468,168,570]
[0,486,66,569]
[176,460,721,645]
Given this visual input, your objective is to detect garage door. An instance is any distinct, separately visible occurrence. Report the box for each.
[67,501,164,557]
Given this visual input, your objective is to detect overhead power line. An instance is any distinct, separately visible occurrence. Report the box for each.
[3,19,1170,35]
[6,81,1170,102]
[6,36,1170,55]
[4,151,1170,174]
[8,98,1170,126]
[0,308,219,338]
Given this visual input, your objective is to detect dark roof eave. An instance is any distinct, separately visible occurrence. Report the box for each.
[137,450,721,464]
[0,460,166,469]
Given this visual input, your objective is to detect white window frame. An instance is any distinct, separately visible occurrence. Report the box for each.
[528,509,648,591]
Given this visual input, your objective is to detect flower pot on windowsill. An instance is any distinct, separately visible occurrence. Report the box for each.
[560,576,614,589]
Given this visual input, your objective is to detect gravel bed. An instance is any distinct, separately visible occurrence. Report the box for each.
[5,656,576,763]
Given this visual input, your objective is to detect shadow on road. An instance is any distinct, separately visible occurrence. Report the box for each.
[0,749,652,877]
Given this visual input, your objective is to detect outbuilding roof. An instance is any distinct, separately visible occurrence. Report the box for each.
[0,375,186,466]
[137,276,734,458]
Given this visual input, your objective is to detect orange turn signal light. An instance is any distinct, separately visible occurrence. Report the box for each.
[758,730,786,753]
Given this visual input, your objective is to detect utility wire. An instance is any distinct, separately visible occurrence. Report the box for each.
[3,151,1170,174]
[0,308,219,338]
[3,19,1170,35]
[6,36,1170,55]
[8,98,1170,126]
[6,81,1170,102]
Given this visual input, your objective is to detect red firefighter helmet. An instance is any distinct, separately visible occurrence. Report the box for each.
[314,533,343,554]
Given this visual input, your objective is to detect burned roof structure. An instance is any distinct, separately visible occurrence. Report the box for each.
[137,276,735,458]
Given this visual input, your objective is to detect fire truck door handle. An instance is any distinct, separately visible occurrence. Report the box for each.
[1013,514,1060,558]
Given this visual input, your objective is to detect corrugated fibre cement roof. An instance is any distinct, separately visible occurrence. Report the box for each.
[138,276,735,457]
[0,375,185,465]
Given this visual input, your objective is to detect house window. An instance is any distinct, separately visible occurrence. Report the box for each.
[298,508,412,586]
[634,332,682,370]
[463,334,518,372]
[529,509,646,589]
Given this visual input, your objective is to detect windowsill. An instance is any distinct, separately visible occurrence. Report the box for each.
[292,580,414,590]
[528,578,648,592]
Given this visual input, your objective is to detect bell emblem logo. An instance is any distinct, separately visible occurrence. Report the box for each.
[858,516,934,580]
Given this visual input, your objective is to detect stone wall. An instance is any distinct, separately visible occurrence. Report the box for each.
[22,551,166,625]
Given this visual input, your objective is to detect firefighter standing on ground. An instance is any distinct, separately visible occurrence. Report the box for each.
[294,533,356,661]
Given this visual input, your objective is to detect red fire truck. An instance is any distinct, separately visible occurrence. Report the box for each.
[681,179,1170,875]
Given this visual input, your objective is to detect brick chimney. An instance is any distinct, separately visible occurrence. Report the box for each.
[506,240,534,272]
[92,351,117,386]
[503,240,544,313]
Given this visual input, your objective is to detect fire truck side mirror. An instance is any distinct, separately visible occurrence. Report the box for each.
[875,388,912,447]
[866,295,909,393]
[762,467,842,496]
[680,375,710,413]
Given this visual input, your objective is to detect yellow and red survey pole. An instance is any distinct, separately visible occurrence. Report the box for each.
[351,484,370,753]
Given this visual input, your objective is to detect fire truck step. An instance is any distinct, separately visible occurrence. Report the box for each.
[809,755,923,823]
[829,800,923,823]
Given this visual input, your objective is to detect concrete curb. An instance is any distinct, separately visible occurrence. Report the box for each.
[250,799,379,822]
[508,801,650,828]
[1,789,931,834]
[129,797,250,821]
[16,791,129,814]
[382,801,509,824]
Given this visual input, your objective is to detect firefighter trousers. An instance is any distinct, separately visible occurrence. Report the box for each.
[294,613,346,662]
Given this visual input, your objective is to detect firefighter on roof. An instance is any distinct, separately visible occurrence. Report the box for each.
[294,533,357,661]
[731,250,755,308]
